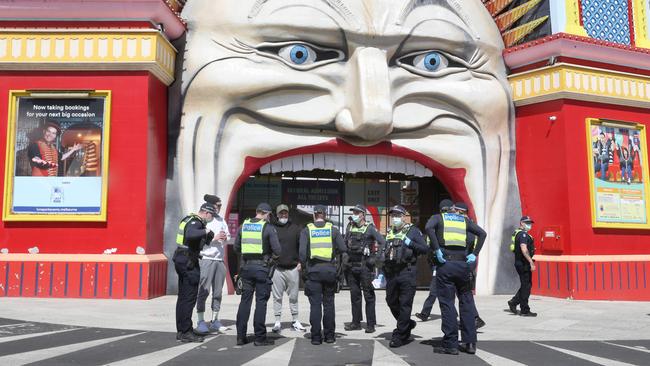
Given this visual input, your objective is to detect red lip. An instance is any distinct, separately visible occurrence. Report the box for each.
[225,138,474,220]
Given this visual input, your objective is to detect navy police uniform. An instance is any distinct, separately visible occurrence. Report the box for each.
[299,205,347,345]
[382,206,429,347]
[427,210,486,353]
[509,227,535,314]
[234,203,282,345]
[344,206,385,331]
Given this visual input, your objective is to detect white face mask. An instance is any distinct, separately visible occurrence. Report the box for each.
[351,214,361,223]
[278,217,288,225]
[392,217,403,228]
[523,223,532,231]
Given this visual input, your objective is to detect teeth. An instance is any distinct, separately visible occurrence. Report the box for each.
[259,153,433,177]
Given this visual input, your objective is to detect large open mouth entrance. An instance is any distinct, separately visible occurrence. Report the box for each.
[226,153,452,289]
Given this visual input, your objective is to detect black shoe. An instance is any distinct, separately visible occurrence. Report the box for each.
[344,322,362,331]
[389,340,403,348]
[433,346,459,355]
[520,311,537,317]
[507,300,518,314]
[176,331,182,341]
[254,339,275,346]
[459,343,476,354]
[409,319,417,331]
[236,337,249,346]
[179,331,204,343]
[415,313,429,322]
[365,325,376,333]
[311,339,322,345]
[324,337,336,344]
[475,317,486,329]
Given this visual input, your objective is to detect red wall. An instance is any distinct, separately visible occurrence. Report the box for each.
[0,71,167,256]
[516,99,650,256]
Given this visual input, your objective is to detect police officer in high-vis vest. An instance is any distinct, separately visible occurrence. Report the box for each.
[343,204,386,334]
[508,216,537,317]
[426,199,486,355]
[383,205,429,348]
[173,201,216,343]
[234,202,282,346]
[299,204,347,345]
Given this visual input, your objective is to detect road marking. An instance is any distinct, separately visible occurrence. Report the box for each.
[104,335,219,366]
[0,328,79,343]
[601,341,650,354]
[475,348,527,366]
[372,340,409,366]
[534,342,637,366]
[242,338,296,366]
[0,323,29,328]
[0,332,143,364]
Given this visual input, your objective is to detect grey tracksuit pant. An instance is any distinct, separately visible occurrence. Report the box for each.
[196,260,226,313]
[272,266,300,319]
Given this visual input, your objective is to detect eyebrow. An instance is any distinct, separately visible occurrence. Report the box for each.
[397,0,475,36]
[249,0,357,28]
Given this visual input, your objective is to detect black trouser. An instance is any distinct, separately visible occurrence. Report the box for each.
[385,266,416,343]
[346,262,376,326]
[420,266,437,316]
[305,266,337,342]
[173,249,200,333]
[437,260,477,349]
[510,262,532,313]
[236,264,271,342]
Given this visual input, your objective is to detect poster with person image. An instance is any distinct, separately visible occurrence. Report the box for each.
[587,119,650,228]
[3,91,111,221]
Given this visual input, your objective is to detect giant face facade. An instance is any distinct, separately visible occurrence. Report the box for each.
[178,0,520,293]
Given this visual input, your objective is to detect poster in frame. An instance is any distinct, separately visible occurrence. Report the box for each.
[586,118,650,229]
[3,90,111,221]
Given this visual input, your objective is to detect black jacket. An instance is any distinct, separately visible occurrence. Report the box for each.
[273,219,302,269]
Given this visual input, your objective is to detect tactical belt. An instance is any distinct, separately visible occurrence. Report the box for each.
[243,259,267,266]
[444,253,467,262]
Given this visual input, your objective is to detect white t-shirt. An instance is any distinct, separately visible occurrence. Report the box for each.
[200,215,231,261]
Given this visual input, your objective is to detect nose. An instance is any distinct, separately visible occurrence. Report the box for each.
[335,47,393,140]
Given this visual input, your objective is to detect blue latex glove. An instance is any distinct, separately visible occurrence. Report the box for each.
[466,253,477,264]
[404,237,412,246]
[435,249,446,264]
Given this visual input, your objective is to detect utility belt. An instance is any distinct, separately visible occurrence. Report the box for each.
[384,262,412,274]
[444,252,467,262]
[242,259,268,266]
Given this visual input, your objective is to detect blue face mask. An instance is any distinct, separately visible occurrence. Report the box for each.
[351,214,361,223]
[523,223,532,231]
[392,217,403,228]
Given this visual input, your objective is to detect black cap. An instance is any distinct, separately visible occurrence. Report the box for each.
[200,202,217,215]
[256,202,272,213]
[313,204,327,214]
[203,194,221,205]
[453,202,468,212]
[520,215,534,223]
[349,204,367,214]
[439,199,453,210]
[388,205,407,215]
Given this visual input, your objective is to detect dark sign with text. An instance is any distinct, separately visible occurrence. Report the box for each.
[282,180,343,206]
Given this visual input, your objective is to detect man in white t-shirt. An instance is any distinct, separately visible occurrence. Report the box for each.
[195,196,231,334]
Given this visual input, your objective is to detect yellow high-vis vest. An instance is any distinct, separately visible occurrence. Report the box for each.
[308,222,334,261]
[442,213,467,248]
[510,229,524,252]
[241,219,265,255]
[176,214,202,247]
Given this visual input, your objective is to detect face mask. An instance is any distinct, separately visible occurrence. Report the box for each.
[351,215,361,223]
[523,223,532,231]
[278,218,288,225]
[392,217,403,228]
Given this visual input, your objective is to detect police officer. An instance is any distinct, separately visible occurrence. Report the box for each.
[299,205,347,345]
[343,204,385,334]
[427,199,486,355]
[383,205,429,348]
[173,201,216,343]
[508,216,537,317]
[234,202,282,346]
[453,202,486,329]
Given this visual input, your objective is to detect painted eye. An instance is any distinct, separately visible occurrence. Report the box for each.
[413,51,448,72]
[279,44,317,65]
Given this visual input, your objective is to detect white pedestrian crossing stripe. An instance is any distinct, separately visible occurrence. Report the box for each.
[0,332,143,364]
[534,342,638,366]
[475,348,527,366]
[242,338,296,366]
[371,340,410,366]
[602,341,650,354]
[104,335,219,366]
[0,328,79,344]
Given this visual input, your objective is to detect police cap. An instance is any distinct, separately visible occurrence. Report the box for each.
[439,199,454,210]
[520,215,534,223]
[388,205,407,215]
[256,202,272,213]
[313,204,327,214]
[349,204,367,214]
[453,202,469,212]
[203,194,221,205]
[200,202,217,215]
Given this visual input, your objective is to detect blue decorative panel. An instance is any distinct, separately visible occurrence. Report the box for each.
[581,0,632,45]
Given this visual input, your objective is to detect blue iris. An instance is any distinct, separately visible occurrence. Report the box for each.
[423,52,442,71]
[289,45,310,64]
